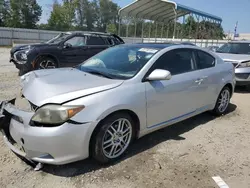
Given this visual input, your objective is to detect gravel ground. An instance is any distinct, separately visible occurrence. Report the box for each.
[0,48,250,188]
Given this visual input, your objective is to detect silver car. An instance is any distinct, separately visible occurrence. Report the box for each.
[0,43,235,165]
[215,41,250,88]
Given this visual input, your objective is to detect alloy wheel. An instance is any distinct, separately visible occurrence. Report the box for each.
[102,118,132,159]
[217,89,230,113]
[39,59,56,69]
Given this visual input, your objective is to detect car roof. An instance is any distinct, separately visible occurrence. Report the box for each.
[125,42,198,49]
[63,31,115,37]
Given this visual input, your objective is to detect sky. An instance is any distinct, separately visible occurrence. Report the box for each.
[38,0,250,33]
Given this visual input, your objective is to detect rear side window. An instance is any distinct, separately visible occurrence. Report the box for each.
[86,36,106,45]
[196,50,215,69]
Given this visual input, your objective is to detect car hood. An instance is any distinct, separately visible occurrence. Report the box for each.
[10,43,54,54]
[21,68,124,106]
[215,53,250,63]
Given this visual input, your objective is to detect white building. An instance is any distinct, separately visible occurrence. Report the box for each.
[225,33,250,40]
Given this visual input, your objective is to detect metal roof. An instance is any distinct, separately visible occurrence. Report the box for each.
[118,0,222,23]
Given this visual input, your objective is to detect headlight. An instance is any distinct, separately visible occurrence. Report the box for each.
[14,49,30,63]
[239,61,250,68]
[31,105,85,125]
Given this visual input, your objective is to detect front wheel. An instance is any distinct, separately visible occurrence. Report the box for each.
[91,113,135,164]
[212,86,231,116]
[35,56,58,70]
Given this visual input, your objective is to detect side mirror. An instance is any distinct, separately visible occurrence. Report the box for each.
[64,43,72,49]
[146,69,172,81]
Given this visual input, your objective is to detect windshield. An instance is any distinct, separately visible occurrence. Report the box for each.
[216,43,250,54]
[76,45,160,79]
[46,33,70,44]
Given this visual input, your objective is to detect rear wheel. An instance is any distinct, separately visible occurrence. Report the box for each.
[212,86,231,116]
[35,56,58,70]
[91,113,135,164]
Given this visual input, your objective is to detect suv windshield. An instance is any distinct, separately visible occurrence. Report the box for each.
[216,43,250,54]
[46,33,70,44]
[77,45,160,79]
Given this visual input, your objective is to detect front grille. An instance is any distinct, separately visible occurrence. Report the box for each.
[235,73,249,79]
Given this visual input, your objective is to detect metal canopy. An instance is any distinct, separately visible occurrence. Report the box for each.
[118,0,222,23]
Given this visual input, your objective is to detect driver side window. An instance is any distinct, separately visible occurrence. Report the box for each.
[65,36,86,47]
[153,49,196,75]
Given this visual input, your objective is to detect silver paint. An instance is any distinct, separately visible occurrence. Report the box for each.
[1,45,235,165]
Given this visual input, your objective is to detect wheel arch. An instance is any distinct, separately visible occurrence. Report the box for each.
[224,82,233,97]
[89,109,141,157]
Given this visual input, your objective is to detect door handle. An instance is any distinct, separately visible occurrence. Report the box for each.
[195,78,204,84]
[201,76,208,79]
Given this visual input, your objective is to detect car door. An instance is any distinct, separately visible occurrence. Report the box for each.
[193,49,219,107]
[145,48,207,129]
[85,36,110,58]
[61,35,89,66]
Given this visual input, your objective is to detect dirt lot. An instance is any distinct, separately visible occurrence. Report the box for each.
[0,48,249,188]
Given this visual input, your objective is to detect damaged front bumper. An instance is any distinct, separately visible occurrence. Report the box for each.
[0,99,96,165]
[0,99,36,166]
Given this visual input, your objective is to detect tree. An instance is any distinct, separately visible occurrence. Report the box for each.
[47,0,75,31]
[0,0,10,27]
[98,0,119,32]
[75,0,97,30]
[6,0,42,28]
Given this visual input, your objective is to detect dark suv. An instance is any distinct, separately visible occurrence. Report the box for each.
[10,31,124,75]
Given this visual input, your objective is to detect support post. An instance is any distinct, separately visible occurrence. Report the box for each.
[149,22,151,41]
[181,15,185,41]
[126,22,129,37]
[134,19,137,38]
[118,16,121,36]
[195,15,200,45]
[161,23,164,42]
[166,25,169,39]
[155,22,158,42]
[172,8,177,39]
[211,20,214,46]
[188,13,192,41]
[201,17,206,47]
[141,21,144,43]
[217,21,221,45]
[133,19,137,43]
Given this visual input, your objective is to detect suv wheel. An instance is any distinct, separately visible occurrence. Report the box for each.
[36,57,57,70]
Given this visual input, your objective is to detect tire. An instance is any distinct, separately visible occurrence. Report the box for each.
[91,113,135,164]
[35,56,58,70]
[211,86,231,116]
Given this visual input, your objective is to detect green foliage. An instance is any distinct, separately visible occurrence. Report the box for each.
[0,0,10,26]
[47,0,75,31]
[5,0,41,28]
